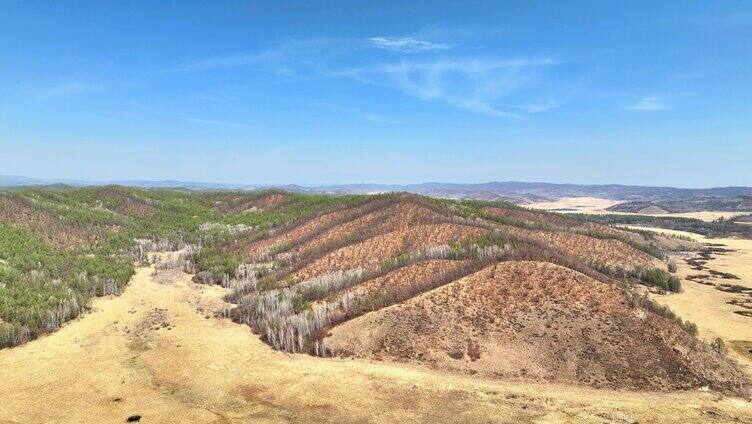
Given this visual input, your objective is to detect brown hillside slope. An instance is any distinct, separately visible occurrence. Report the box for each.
[232,196,379,258]
[236,197,433,259]
[285,200,445,257]
[294,223,486,280]
[347,259,475,295]
[524,229,665,270]
[482,205,696,258]
[480,207,666,270]
[323,261,746,392]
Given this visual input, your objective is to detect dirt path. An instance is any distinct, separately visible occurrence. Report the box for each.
[1,266,750,423]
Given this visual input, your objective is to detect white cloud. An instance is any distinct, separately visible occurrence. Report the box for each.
[30,81,102,98]
[331,58,557,118]
[628,96,667,111]
[368,37,452,53]
[178,37,560,119]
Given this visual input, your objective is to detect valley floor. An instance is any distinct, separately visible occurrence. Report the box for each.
[630,226,752,369]
[528,197,746,221]
[1,266,750,423]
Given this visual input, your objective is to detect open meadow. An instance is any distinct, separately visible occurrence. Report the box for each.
[528,197,747,222]
[623,226,752,369]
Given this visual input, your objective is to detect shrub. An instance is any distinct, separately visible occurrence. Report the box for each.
[667,258,677,273]
[711,337,727,354]
[634,266,681,292]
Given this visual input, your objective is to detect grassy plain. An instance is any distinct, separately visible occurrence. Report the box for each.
[628,226,752,369]
[529,197,747,222]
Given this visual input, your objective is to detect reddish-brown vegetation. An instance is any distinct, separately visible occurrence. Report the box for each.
[0,196,97,248]
[323,261,747,392]
[293,223,486,280]
[208,191,288,213]
[286,201,444,257]
[514,228,665,270]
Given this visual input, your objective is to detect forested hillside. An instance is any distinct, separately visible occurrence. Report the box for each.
[0,186,357,346]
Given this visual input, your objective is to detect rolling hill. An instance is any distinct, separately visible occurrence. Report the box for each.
[0,186,748,397]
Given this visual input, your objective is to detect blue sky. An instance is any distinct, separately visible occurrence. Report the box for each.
[1,1,750,187]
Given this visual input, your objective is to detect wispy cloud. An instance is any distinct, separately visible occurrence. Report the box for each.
[181,53,269,72]
[661,9,752,29]
[415,26,505,43]
[361,113,401,124]
[132,103,251,128]
[628,96,667,111]
[330,58,558,118]
[368,37,452,53]
[178,36,560,118]
[181,116,250,128]
[30,81,102,98]
[179,38,347,72]
[506,100,560,113]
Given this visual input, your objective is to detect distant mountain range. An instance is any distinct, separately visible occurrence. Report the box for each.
[0,175,264,190]
[2,175,752,204]
[304,182,752,203]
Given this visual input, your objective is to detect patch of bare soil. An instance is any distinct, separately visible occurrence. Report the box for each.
[324,261,747,393]
[294,223,486,280]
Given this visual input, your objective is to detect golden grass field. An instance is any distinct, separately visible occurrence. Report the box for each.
[627,226,752,371]
[528,197,746,222]
[1,265,751,423]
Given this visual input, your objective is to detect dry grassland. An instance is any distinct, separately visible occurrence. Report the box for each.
[528,197,746,222]
[1,266,750,423]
